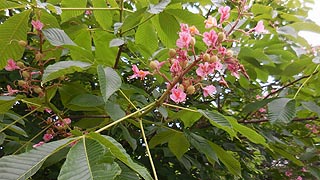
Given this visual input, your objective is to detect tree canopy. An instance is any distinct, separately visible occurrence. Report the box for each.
[0,0,319,179]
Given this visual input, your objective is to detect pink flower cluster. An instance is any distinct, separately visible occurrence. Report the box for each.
[129,6,250,104]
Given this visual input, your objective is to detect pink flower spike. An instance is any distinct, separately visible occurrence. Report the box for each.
[254,20,266,33]
[4,59,20,71]
[5,85,19,96]
[43,133,54,142]
[33,141,45,148]
[204,16,217,29]
[218,6,231,23]
[202,85,216,97]
[31,20,44,31]
[154,60,166,70]
[203,30,218,47]
[176,31,192,49]
[170,87,186,104]
[189,25,200,35]
[129,65,150,80]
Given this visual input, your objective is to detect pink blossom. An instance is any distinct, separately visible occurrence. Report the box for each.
[4,85,19,96]
[129,65,150,80]
[258,108,266,113]
[189,25,200,35]
[285,170,293,177]
[170,59,182,75]
[301,167,307,172]
[203,30,218,47]
[204,16,217,29]
[33,141,45,148]
[196,62,214,78]
[296,176,303,180]
[227,64,240,79]
[176,31,192,48]
[170,87,186,103]
[202,85,216,97]
[63,118,72,125]
[4,59,20,71]
[218,6,230,23]
[152,60,166,70]
[43,133,53,142]
[213,61,223,71]
[218,47,227,56]
[305,124,311,129]
[85,10,92,15]
[254,20,265,33]
[31,20,44,31]
[44,108,52,114]
[180,23,189,33]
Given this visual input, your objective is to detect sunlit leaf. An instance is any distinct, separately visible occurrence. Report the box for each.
[97,65,122,102]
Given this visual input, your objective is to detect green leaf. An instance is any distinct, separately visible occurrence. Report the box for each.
[43,28,76,46]
[148,0,171,14]
[270,145,304,166]
[1,124,28,137]
[92,0,113,30]
[120,124,137,151]
[105,101,125,121]
[58,137,121,180]
[110,38,125,47]
[149,130,175,148]
[198,110,236,137]
[268,98,296,124]
[289,22,320,34]
[168,133,190,159]
[89,133,153,180]
[42,61,91,83]
[177,110,202,128]
[93,31,118,66]
[69,94,105,107]
[0,96,17,114]
[97,65,122,102]
[135,20,158,55]
[185,132,218,165]
[0,138,72,180]
[165,9,206,32]
[301,101,320,117]
[0,10,31,69]
[121,8,147,33]
[242,98,275,115]
[208,141,241,176]
[0,1,25,11]
[152,12,179,48]
[227,117,269,147]
[61,0,87,23]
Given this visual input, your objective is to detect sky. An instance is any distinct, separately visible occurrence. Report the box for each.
[299,0,320,46]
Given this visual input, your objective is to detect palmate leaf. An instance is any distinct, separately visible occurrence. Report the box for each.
[0,96,18,114]
[42,28,76,46]
[89,133,153,180]
[61,0,87,23]
[92,0,113,30]
[268,98,296,124]
[0,1,25,11]
[58,137,121,180]
[0,138,72,180]
[0,10,31,69]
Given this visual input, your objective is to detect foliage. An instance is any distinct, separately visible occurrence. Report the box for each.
[0,0,319,179]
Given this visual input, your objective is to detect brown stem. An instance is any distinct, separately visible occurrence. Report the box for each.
[239,116,319,124]
[113,45,123,69]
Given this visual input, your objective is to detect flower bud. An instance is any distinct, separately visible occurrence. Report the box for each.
[218,32,226,43]
[168,49,176,58]
[18,40,28,47]
[16,61,25,68]
[18,80,27,87]
[149,61,158,70]
[178,84,184,91]
[33,86,43,94]
[190,37,196,46]
[22,71,30,79]
[35,52,43,61]
[203,53,210,62]
[226,50,233,57]
[186,85,195,95]
[209,55,218,63]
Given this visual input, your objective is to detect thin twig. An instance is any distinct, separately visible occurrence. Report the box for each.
[139,119,158,180]
[239,116,319,124]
